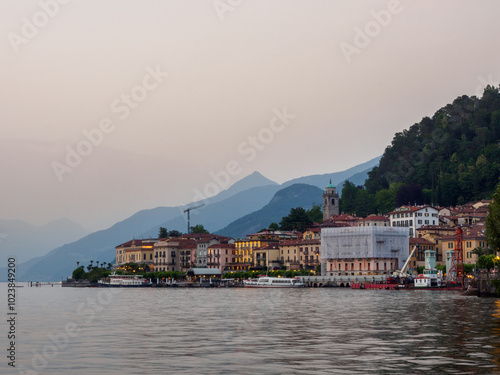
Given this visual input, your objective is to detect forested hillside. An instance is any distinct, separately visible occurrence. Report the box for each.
[342,86,500,215]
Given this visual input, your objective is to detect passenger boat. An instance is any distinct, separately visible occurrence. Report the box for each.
[243,276,305,288]
[98,273,152,287]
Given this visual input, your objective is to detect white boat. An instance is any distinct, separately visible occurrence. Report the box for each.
[243,276,305,288]
[413,249,443,288]
[98,273,152,287]
[414,268,443,288]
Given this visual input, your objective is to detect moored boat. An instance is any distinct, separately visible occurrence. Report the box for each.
[243,276,305,288]
[98,273,152,287]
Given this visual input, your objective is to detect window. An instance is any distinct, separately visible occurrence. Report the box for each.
[448,242,453,249]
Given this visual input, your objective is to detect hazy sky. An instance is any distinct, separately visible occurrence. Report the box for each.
[1,0,499,232]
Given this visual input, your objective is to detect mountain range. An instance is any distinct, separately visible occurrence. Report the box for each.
[2,156,380,281]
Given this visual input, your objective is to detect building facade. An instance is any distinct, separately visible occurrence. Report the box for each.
[207,243,236,272]
[153,238,197,272]
[389,205,439,237]
[321,226,409,276]
[115,239,158,268]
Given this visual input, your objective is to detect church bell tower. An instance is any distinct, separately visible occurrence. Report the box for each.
[323,180,339,220]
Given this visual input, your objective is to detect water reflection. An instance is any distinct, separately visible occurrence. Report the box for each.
[3,284,500,375]
[492,300,500,369]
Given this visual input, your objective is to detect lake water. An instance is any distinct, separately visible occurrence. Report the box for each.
[2,283,500,374]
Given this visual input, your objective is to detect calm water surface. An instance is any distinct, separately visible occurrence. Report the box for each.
[2,283,500,374]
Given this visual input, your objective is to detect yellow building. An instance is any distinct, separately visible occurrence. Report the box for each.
[115,239,157,268]
[439,231,487,265]
[279,240,302,270]
[253,244,281,270]
[233,239,278,270]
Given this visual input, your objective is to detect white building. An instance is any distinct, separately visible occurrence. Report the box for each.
[389,205,439,237]
[321,226,409,276]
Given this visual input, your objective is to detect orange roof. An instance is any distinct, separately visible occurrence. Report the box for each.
[358,215,389,221]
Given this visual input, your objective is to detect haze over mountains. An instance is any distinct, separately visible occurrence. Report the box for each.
[1,156,380,282]
[0,218,88,263]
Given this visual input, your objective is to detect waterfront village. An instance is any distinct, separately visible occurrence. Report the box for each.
[106,182,495,287]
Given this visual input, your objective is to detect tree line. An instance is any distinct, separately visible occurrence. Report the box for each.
[340,86,500,214]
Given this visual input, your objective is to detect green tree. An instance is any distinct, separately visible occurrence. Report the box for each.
[158,227,168,238]
[72,266,86,280]
[280,207,312,232]
[354,189,375,217]
[306,204,323,223]
[168,230,183,237]
[191,224,209,234]
[486,182,500,254]
[340,181,358,214]
[477,254,495,271]
[268,222,279,231]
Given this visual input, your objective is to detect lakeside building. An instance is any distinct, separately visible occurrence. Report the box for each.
[415,225,456,263]
[322,214,359,227]
[357,214,390,227]
[321,226,409,276]
[153,238,197,272]
[176,233,233,268]
[409,237,438,269]
[439,225,488,265]
[303,227,321,240]
[207,243,236,272]
[229,238,279,271]
[253,243,281,270]
[115,239,158,268]
[389,205,439,237]
[279,239,303,270]
[246,229,300,241]
[300,238,321,270]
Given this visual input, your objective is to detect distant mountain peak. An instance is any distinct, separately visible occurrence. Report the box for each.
[204,171,278,204]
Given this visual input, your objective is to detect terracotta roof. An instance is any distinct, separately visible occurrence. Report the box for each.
[358,215,389,221]
[388,205,436,215]
[155,238,197,249]
[330,214,358,221]
[208,243,235,249]
[410,238,436,246]
[116,239,159,248]
[255,244,280,250]
[304,227,322,233]
[279,240,303,246]
[178,233,233,243]
[417,225,455,231]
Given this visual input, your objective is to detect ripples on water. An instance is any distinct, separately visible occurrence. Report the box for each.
[3,284,500,374]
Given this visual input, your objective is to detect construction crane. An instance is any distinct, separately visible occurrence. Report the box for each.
[447,227,464,286]
[393,244,419,278]
[183,203,205,234]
